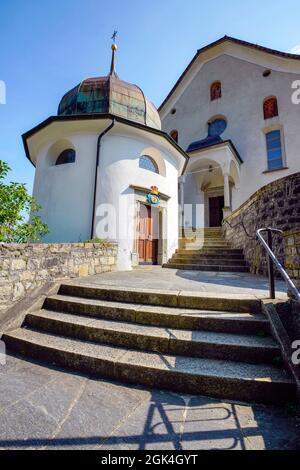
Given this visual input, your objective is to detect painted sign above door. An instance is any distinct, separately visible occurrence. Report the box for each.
[147,186,160,205]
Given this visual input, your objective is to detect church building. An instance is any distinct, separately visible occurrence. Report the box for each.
[22,36,300,270]
[161,36,300,229]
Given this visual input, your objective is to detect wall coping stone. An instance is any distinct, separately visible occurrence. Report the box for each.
[283,229,300,238]
[224,171,300,223]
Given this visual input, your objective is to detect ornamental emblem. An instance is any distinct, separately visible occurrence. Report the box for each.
[147,186,160,205]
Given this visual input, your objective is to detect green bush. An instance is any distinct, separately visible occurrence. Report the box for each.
[0,160,48,243]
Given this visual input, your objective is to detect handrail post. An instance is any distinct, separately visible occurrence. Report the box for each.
[267,229,276,299]
[256,228,300,304]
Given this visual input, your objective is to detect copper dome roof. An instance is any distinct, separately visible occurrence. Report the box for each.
[58,45,161,130]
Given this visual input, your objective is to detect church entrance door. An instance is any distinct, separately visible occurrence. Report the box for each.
[209,196,224,227]
[138,203,158,265]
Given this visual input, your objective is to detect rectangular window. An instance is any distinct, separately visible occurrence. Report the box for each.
[266,130,283,171]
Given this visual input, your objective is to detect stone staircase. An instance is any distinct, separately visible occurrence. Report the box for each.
[164,227,249,272]
[3,282,297,405]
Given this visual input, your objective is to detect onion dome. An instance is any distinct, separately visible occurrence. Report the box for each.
[58,43,161,130]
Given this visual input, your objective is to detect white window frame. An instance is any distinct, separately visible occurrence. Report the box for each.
[262,124,287,173]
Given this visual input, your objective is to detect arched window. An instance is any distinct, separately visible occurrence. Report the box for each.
[170,130,178,143]
[208,118,227,137]
[266,130,283,170]
[55,149,76,166]
[139,155,159,174]
[263,97,278,120]
[210,81,222,101]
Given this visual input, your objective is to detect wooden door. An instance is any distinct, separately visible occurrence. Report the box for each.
[209,196,224,227]
[138,204,158,265]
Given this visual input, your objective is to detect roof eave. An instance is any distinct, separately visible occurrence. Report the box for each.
[22,113,189,173]
[187,139,243,164]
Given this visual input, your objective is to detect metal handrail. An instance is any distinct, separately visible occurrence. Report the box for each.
[257,228,300,303]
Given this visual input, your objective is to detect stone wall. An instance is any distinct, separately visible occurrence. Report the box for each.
[283,229,300,291]
[223,172,300,275]
[0,242,118,317]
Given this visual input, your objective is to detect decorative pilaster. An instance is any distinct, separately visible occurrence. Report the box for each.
[223,172,231,219]
[179,176,186,238]
[223,173,230,208]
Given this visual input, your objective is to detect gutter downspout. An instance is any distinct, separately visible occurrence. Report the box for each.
[90,118,115,239]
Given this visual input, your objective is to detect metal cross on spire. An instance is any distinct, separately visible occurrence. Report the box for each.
[110,31,119,77]
[111,30,118,43]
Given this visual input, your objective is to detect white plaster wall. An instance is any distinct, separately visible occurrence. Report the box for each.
[162,54,300,210]
[32,133,97,243]
[96,130,180,270]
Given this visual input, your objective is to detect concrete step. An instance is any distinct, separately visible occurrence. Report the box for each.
[182,232,225,236]
[3,328,296,405]
[24,310,280,364]
[182,237,227,243]
[195,239,225,242]
[181,243,232,248]
[184,247,232,252]
[183,238,229,243]
[169,258,248,266]
[182,228,223,234]
[184,244,232,249]
[171,253,245,264]
[163,264,250,273]
[182,234,224,237]
[183,247,233,252]
[174,253,245,260]
[176,249,244,255]
[57,284,261,313]
[44,295,269,335]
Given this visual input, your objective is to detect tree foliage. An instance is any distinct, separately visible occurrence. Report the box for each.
[0,160,48,243]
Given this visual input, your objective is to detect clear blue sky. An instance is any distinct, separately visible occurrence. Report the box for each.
[1,0,300,193]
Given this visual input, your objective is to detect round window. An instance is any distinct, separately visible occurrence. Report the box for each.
[139,155,159,174]
[55,149,76,166]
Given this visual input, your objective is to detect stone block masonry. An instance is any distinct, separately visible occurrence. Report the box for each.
[223,172,300,276]
[0,242,118,318]
[283,229,300,290]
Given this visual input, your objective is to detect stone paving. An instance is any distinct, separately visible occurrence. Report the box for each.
[75,266,288,300]
[0,353,299,450]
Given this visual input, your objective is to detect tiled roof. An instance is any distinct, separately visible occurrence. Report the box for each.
[187,135,223,152]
